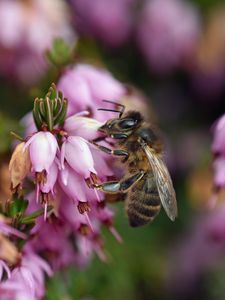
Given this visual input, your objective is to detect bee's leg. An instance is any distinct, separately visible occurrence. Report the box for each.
[90,171,145,193]
[90,141,129,158]
[92,136,107,143]
[110,133,128,140]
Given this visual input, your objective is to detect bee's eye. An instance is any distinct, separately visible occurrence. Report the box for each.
[119,118,137,129]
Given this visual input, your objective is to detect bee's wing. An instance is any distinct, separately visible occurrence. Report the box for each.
[143,145,177,221]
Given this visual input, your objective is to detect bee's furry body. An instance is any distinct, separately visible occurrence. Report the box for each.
[116,125,162,226]
[93,109,177,227]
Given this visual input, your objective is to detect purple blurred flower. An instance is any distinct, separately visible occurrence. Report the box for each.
[0,260,11,281]
[57,64,126,121]
[0,0,75,83]
[167,205,225,298]
[137,0,200,73]
[0,216,25,266]
[0,247,52,300]
[212,114,225,156]
[212,114,225,188]
[71,0,134,47]
[0,219,26,240]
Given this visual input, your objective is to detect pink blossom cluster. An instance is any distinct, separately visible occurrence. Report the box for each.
[165,114,225,298]
[0,0,74,83]
[137,0,200,73]
[71,0,134,47]
[212,114,225,189]
[167,204,225,298]
[71,0,200,73]
[1,64,127,299]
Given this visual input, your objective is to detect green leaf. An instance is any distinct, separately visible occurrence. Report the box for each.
[9,195,29,217]
[46,38,74,67]
[54,99,68,126]
[21,206,53,224]
[33,98,43,130]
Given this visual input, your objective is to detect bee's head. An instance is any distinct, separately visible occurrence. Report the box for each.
[99,111,143,138]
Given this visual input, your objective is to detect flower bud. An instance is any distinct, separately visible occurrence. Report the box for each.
[9,142,31,189]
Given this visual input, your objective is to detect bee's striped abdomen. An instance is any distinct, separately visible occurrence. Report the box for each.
[125,172,161,227]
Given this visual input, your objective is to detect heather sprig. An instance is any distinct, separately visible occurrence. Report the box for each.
[1,77,124,299]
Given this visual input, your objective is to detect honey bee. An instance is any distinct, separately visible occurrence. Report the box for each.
[90,100,177,227]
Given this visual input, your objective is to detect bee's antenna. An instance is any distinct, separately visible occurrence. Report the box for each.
[100,100,125,118]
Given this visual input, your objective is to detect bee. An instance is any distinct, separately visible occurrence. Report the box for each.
[90,100,177,227]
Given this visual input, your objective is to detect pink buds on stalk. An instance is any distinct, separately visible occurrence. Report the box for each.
[5,72,125,300]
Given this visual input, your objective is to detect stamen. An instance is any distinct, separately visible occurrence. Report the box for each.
[95,246,107,262]
[94,188,101,202]
[82,236,90,257]
[36,183,40,203]
[109,226,123,243]
[77,202,94,232]
[44,202,48,221]
[84,212,94,232]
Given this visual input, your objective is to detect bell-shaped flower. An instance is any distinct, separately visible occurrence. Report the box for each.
[64,115,103,140]
[0,248,52,300]
[25,131,58,173]
[59,195,92,231]
[61,136,96,178]
[59,164,88,203]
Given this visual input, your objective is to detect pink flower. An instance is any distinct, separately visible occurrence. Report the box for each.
[9,81,127,298]
[0,247,52,300]
[137,0,200,73]
[25,131,58,173]
[0,218,26,240]
[59,194,91,229]
[167,205,225,298]
[0,260,11,281]
[64,115,103,140]
[211,114,225,188]
[59,164,89,202]
[212,114,225,155]
[61,136,96,178]
[57,64,126,121]
[213,157,225,188]
[71,0,134,47]
[0,0,75,83]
